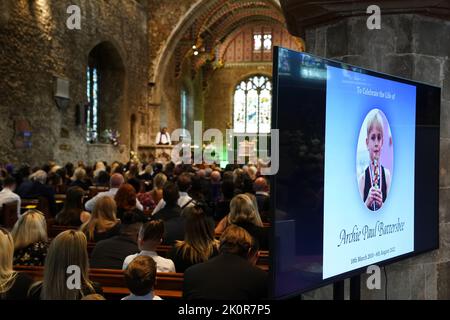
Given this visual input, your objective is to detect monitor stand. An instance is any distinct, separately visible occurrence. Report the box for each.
[333,275,361,300]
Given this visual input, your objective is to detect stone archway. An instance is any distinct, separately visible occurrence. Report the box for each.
[87,41,126,143]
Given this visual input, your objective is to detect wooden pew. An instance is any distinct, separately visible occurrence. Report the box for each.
[48,224,78,238]
[21,197,50,218]
[55,184,68,195]
[21,199,39,212]
[0,201,19,229]
[156,245,172,257]
[36,197,50,218]
[258,250,269,265]
[88,186,109,199]
[14,266,183,299]
[45,223,270,271]
[14,250,269,299]
[88,269,183,299]
[86,242,172,259]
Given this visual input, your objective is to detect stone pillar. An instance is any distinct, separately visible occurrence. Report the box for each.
[0,0,12,25]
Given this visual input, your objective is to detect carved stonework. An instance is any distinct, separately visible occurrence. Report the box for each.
[280,0,450,37]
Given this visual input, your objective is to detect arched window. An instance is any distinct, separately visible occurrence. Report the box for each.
[181,88,188,130]
[85,42,125,144]
[86,65,99,142]
[180,86,194,134]
[233,75,272,134]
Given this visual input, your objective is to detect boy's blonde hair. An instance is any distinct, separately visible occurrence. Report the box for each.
[366,111,384,138]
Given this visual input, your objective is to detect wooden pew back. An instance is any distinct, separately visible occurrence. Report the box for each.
[88,186,109,199]
[48,224,79,238]
[0,201,19,229]
[13,266,183,299]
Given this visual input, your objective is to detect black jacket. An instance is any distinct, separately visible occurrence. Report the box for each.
[90,234,139,269]
[152,205,185,245]
[0,273,33,300]
[235,221,269,250]
[20,181,57,216]
[183,253,268,300]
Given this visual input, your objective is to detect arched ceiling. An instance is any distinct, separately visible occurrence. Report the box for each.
[152,0,297,102]
[170,0,289,78]
[181,0,285,50]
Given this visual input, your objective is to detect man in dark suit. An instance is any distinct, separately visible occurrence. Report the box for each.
[254,177,270,221]
[151,182,185,245]
[90,222,141,269]
[183,225,268,300]
[214,179,234,222]
[19,170,57,216]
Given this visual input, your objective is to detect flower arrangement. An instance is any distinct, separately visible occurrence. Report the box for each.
[101,129,121,146]
[130,151,139,163]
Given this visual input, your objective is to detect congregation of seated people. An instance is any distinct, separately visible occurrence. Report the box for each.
[0,160,270,300]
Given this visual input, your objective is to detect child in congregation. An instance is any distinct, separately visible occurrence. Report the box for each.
[122,255,162,300]
[122,220,175,272]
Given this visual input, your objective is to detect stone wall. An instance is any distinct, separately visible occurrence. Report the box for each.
[147,0,198,84]
[303,14,450,299]
[159,55,199,137]
[204,64,272,133]
[0,0,148,166]
[156,59,273,152]
[139,0,199,145]
[86,144,129,165]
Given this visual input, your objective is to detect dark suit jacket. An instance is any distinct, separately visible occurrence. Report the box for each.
[210,182,222,203]
[21,182,56,216]
[70,179,90,191]
[90,235,139,269]
[152,205,186,245]
[16,180,33,198]
[235,221,269,250]
[256,193,270,215]
[183,253,268,300]
[214,199,230,222]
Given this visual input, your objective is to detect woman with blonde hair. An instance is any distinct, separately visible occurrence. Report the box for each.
[0,227,33,300]
[215,194,267,249]
[12,210,49,266]
[80,196,120,242]
[28,230,102,300]
[93,161,106,177]
[169,205,219,272]
[150,173,167,204]
[70,167,90,191]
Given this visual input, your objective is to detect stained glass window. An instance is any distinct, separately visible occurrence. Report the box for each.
[86,66,99,142]
[233,76,272,134]
[253,34,262,51]
[263,34,272,51]
[181,89,188,130]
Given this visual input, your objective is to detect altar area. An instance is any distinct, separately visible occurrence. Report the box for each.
[137,135,265,166]
[137,145,174,164]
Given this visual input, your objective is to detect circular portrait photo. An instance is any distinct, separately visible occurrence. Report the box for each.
[357,109,393,211]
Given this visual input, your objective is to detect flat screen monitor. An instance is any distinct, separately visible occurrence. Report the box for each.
[271,47,441,299]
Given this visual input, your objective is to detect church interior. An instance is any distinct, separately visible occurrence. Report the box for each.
[0,0,450,301]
